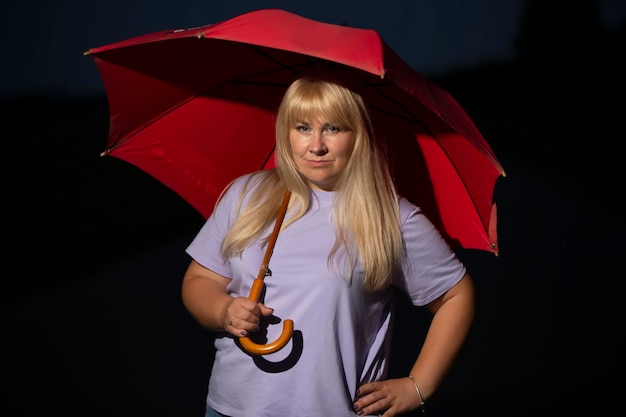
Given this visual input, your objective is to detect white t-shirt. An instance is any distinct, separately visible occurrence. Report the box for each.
[186,173,466,417]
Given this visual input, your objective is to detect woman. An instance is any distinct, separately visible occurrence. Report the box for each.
[182,76,474,417]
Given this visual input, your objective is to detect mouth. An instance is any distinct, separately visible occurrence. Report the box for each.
[306,159,331,166]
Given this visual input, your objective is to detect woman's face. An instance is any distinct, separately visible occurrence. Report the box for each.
[289,116,355,191]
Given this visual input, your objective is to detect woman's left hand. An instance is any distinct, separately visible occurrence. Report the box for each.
[353,377,421,417]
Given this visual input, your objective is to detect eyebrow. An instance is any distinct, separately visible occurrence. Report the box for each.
[295,119,338,128]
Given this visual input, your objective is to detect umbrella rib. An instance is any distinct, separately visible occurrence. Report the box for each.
[211,43,438,138]
[338,67,436,136]
[105,95,202,152]
[238,48,437,136]
[245,44,315,76]
[261,145,276,170]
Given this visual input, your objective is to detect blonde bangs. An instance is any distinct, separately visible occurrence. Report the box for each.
[284,80,359,131]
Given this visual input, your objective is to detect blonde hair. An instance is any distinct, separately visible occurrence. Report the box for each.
[221,77,402,291]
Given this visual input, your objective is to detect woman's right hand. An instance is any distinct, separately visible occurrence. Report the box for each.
[222,297,275,337]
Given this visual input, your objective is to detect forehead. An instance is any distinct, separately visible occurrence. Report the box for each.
[294,112,334,124]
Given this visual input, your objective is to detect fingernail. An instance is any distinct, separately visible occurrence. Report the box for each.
[356,410,364,416]
[240,330,248,336]
[253,325,260,332]
[352,404,358,411]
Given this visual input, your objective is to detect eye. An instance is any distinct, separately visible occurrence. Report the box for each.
[295,124,310,132]
[324,125,341,133]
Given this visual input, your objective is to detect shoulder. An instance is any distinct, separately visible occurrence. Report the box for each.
[215,170,280,213]
[220,171,269,198]
[397,196,442,236]
[398,196,422,220]
[229,171,265,189]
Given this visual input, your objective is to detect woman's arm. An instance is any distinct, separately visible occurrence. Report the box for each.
[182,260,274,336]
[410,272,475,399]
[353,273,475,416]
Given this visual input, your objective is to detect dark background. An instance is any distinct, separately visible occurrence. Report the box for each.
[2,1,625,416]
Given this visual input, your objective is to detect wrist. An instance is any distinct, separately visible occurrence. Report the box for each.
[408,375,426,414]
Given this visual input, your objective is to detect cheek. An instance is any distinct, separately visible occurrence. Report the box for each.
[288,134,303,155]
[336,136,356,159]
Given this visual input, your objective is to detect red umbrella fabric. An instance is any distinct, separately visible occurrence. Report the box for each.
[85,8,505,254]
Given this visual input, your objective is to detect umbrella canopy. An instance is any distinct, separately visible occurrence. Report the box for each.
[85,8,505,254]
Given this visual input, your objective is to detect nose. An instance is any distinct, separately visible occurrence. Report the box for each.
[309,132,328,156]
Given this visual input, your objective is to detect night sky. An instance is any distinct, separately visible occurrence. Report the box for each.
[2,0,624,96]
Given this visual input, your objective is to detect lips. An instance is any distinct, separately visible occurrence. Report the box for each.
[306,160,331,166]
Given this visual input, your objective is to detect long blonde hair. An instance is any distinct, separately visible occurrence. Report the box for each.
[221,76,403,291]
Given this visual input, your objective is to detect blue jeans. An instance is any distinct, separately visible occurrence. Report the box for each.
[205,406,229,417]
[205,405,375,416]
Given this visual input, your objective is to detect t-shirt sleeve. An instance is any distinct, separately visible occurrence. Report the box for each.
[185,176,248,278]
[394,197,467,306]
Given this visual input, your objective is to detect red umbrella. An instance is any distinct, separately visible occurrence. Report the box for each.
[85,8,505,254]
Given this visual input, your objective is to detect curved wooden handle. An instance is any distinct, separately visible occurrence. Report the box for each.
[239,319,294,355]
[239,189,294,356]
[240,275,295,355]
